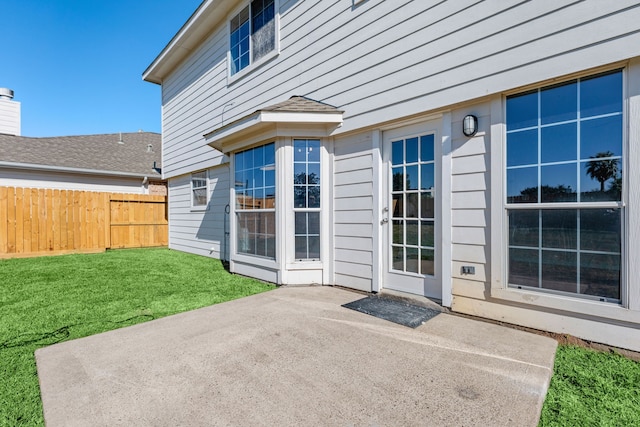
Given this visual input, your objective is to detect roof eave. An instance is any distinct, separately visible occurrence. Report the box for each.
[143,0,231,84]
[0,161,162,179]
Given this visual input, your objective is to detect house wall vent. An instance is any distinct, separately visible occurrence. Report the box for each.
[0,88,14,100]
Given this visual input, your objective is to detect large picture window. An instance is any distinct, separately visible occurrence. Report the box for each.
[506,70,623,302]
[235,143,276,258]
[229,0,276,76]
[293,139,320,260]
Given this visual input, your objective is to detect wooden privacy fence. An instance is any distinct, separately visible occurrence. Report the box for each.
[0,187,167,258]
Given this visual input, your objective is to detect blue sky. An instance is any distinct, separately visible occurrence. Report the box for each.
[1,1,202,137]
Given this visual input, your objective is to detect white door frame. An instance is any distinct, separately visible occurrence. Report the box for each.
[376,114,452,306]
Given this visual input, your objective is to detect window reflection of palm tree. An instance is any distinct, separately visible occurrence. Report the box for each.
[586,151,619,192]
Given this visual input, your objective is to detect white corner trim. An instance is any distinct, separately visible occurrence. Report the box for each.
[489,94,505,292]
[440,112,453,307]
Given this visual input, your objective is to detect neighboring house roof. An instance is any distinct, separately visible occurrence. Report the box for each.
[0,132,162,178]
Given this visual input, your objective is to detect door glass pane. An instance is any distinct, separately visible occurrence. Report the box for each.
[420,192,434,219]
[406,220,418,246]
[406,247,419,273]
[392,141,403,165]
[421,221,434,248]
[420,164,434,190]
[421,249,434,276]
[405,165,419,190]
[393,220,403,245]
[392,168,404,191]
[392,194,403,218]
[392,246,404,271]
[406,193,418,218]
[420,135,434,162]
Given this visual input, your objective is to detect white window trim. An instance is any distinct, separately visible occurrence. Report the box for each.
[226,0,281,85]
[489,64,640,324]
[191,170,208,211]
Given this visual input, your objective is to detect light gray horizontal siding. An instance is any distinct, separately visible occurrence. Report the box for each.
[167,164,230,259]
[161,1,640,178]
[333,132,374,291]
[449,105,491,285]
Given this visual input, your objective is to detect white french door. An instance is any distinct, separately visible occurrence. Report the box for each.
[382,121,441,299]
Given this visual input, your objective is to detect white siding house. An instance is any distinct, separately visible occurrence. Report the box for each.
[144,0,640,351]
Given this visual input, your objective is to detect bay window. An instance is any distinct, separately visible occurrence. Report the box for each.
[235,142,276,258]
[293,139,321,260]
[506,69,623,302]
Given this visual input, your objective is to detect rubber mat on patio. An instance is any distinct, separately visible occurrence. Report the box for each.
[342,296,441,328]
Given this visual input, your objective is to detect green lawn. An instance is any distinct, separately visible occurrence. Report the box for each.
[540,345,640,426]
[0,248,274,426]
[2,249,639,426]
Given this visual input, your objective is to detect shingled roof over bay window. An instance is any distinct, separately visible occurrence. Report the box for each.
[205,96,343,153]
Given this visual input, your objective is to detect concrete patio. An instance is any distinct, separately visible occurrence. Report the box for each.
[36,286,557,426]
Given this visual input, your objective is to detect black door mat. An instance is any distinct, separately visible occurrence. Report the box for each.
[342,296,441,328]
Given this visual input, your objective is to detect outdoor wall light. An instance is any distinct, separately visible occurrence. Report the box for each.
[462,114,478,137]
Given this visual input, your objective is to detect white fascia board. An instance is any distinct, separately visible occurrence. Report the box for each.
[205,110,343,153]
[142,0,228,84]
[0,161,158,179]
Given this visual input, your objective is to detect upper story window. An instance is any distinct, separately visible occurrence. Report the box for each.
[191,171,208,207]
[505,69,623,303]
[230,0,276,76]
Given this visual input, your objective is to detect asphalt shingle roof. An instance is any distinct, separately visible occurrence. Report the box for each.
[0,132,162,177]
[261,96,344,113]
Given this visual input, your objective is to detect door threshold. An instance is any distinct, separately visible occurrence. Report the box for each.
[378,289,447,313]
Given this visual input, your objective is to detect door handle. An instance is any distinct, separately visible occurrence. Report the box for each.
[381,218,389,224]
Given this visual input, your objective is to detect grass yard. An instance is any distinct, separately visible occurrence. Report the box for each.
[0,248,274,426]
[540,345,640,426]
